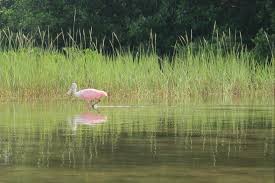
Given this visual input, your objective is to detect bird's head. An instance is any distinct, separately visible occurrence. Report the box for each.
[67,82,77,95]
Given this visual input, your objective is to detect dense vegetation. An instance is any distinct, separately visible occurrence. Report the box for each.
[0,0,275,58]
[0,30,273,100]
[0,1,274,100]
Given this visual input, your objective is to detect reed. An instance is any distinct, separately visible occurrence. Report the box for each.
[0,29,274,101]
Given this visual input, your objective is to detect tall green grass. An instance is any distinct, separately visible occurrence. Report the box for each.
[0,28,274,100]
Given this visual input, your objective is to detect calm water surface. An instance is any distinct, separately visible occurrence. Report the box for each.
[0,101,274,183]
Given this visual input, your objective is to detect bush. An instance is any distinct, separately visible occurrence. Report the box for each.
[252,29,275,63]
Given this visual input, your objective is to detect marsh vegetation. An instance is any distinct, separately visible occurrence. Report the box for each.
[0,29,274,100]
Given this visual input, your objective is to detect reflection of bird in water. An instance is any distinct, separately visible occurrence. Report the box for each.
[69,112,107,132]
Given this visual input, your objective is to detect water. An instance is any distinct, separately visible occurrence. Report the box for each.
[0,101,274,183]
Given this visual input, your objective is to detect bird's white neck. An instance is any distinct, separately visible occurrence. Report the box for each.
[72,90,81,97]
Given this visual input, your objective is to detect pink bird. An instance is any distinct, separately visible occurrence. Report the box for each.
[67,82,108,108]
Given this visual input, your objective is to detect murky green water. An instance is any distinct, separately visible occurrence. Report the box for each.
[0,101,274,183]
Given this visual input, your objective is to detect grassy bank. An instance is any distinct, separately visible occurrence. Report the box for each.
[0,30,274,101]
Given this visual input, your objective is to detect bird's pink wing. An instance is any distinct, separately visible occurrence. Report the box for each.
[78,89,105,101]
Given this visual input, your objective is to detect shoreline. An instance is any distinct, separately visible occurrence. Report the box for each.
[0,92,274,106]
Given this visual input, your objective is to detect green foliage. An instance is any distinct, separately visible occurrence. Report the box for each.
[0,0,274,56]
[252,29,275,61]
[0,30,273,100]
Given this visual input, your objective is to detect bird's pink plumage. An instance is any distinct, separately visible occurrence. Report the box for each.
[78,89,107,101]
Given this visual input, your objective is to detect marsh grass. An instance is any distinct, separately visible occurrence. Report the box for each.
[0,28,274,101]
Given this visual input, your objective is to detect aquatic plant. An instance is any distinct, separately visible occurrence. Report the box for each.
[0,29,274,100]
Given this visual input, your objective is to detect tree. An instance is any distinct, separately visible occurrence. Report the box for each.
[0,0,274,57]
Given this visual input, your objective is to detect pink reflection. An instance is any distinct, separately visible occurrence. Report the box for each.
[72,112,107,126]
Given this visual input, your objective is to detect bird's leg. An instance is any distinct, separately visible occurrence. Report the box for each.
[91,99,101,109]
[88,100,95,109]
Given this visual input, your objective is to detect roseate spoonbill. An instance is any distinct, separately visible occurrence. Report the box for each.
[67,83,107,108]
